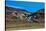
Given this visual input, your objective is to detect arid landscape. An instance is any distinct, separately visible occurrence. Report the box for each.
[6,6,45,31]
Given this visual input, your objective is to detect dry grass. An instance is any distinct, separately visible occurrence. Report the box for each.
[6,21,44,30]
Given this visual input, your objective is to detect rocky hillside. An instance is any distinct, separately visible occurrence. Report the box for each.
[32,8,45,23]
[5,6,32,23]
[6,6,31,15]
[6,6,45,23]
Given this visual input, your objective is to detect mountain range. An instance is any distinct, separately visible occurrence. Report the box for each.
[5,6,44,23]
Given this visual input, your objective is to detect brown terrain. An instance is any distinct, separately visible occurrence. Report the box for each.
[5,6,45,30]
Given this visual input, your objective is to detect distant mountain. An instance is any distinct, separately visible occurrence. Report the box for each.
[32,8,45,19]
[5,6,32,14]
[6,6,28,12]
[37,9,44,13]
[6,6,32,23]
[6,6,45,23]
[33,9,44,14]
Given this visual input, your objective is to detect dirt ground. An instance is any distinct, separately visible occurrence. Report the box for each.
[6,21,44,31]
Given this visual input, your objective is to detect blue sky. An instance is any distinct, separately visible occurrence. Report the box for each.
[6,1,44,12]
